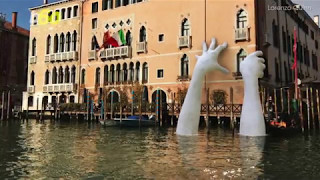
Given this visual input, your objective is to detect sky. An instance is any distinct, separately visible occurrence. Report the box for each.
[0,0,319,30]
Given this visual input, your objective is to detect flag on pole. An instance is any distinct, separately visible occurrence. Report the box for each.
[100,30,127,49]
[291,27,297,70]
[100,31,120,49]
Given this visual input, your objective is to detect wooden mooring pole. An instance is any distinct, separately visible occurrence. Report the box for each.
[1,92,4,121]
[230,87,234,130]
[317,89,320,129]
[307,87,311,130]
[206,88,209,133]
[6,91,10,120]
[299,88,304,132]
[310,87,315,129]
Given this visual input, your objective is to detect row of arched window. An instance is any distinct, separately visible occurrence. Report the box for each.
[44,66,76,85]
[47,31,78,54]
[32,5,79,25]
[81,62,148,85]
[30,31,78,57]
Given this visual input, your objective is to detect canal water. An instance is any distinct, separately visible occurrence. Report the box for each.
[1,120,320,179]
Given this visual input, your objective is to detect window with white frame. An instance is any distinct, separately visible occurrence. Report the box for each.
[157,69,164,78]
[236,9,247,29]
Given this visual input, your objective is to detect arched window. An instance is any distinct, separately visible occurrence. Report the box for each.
[181,54,189,77]
[30,71,35,85]
[139,26,146,42]
[45,70,50,84]
[142,62,148,82]
[72,31,77,51]
[135,62,140,81]
[73,6,78,17]
[91,36,97,50]
[46,35,51,54]
[28,96,34,107]
[110,65,115,83]
[116,64,121,82]
[104,65,109,84]
[71,66,76,83]
[59,33,65,52]
[48,11,53,22]
[67,7,72,18]
[129,62,134,81]
[237,49,247,73]
[181,18,190,36]
[58,66,64,83]
[123,63,128,82]
[237,9,248,29]
[54,34,59,53]
[81,69,86,84]
[65,66,70,83]
[126,30,132,46]
[95,67,101,85]
[52,67,57,84]
[54,10,60,21]
[33,14,38,25]
[66,32,71,52]
[32,38,36,56]
[61,8,66,20]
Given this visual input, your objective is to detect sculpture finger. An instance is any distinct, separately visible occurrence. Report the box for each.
[261,63,266,70]
[257,58,265,63]
[214,42,228,54]
[249,51,263,57]
[202,42,208,53]
[209,38,216,50]
[217,64,229,74]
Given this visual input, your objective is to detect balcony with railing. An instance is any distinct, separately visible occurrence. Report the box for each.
[178,36,191,48]
[136,41,147,53]
[43,83,77,93]
[235,27,249,41]
[46,51,79,63]
[177,75,191,81]
[29,56,37,64]
[100,46,132,60]
[27,86,35,93]
[88,50,97,60]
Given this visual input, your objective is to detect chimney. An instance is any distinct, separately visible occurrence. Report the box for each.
[44,0,48,5]
[314,15,319,27]
[12,12,17,29]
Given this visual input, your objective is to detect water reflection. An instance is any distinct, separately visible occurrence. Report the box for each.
[1,120,320,179]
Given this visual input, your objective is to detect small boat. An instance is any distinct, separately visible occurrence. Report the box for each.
[100,115,156,127]
[267,120,300,136]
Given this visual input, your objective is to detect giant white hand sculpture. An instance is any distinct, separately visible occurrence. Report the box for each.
[176,38,229,136]
[239,51,266,136]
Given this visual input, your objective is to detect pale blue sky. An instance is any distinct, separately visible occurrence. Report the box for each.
[0,0,319,29]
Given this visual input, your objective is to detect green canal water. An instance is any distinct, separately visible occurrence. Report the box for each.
[1,120,320,179]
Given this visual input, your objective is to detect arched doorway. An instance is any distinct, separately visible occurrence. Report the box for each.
[152,89,167,119]
[59,94,66,104]
[42,96,48,110]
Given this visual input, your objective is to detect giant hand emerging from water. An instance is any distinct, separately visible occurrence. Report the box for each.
[176,38,229,136]
[239,51,266,136]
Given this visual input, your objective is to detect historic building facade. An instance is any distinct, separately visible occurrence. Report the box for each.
[23,0,83,110]
[0,12,29,117]
[22,0,320,111]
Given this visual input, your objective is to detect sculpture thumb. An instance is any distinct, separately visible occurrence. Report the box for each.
[217,64,229,74]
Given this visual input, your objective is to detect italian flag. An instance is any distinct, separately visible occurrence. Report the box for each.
[100,30,126,49]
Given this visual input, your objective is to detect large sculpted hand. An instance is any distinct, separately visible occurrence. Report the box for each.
[239,51,266,136]
[195,38,229,74]
[176,38,229,136]
[240,51,265,79]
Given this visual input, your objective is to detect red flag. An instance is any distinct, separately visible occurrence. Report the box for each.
[100,31,119,50]
[291,27,297,70]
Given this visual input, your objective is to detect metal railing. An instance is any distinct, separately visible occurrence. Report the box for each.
[29,56,37,64]
[235,27,249,41]
[178,36,191,48]
[100,46,132,60]
[43,83,77,93]
[88,50,97,60]
[136,41,146,53]
[27,86,35,93]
